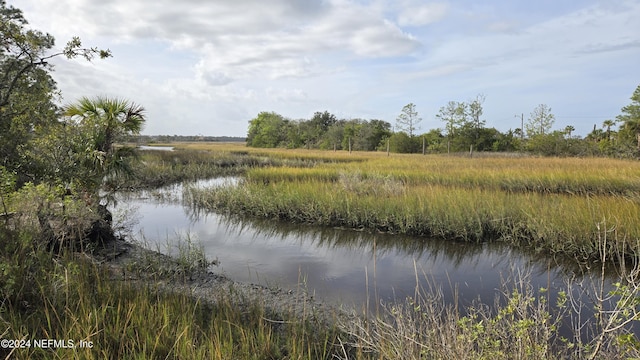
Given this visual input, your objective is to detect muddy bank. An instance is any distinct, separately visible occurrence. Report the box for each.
[93,238,354,328]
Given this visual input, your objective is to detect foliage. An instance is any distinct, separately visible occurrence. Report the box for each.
[396,103,422,137]
[526,104,555,137]
[61,96,146,197]
[340,272,568,360]
[616,84,640,151]
[0,1,110,183]
[241,84,640,158]
[246,111,392,152]
[246,111,288,148]
[0,165,15,218]
[388,132,421,153]
[436,100,466,140]
[0,231,346,359]
[435,95,491,152]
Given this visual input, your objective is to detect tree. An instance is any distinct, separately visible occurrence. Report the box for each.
[564,125,575,138]
[396,103,422,137]
[299,111,337,149]
[246,112,287,148]
[467,94,486,144]
[436,101,466,152]
[0,0,111,182]
[62,97,146,196]
[388,132,421,153]
[366,119,392,150]
[616,85,640,150]
[525,104,555,137]
[323,120,345,151]
[602,120,616,141]
[310,111,337,131]
[422,128,445,153]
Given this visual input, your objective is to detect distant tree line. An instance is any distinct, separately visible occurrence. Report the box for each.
[129,135,246,143]
[246,87,640,158]
[246,111,392,151]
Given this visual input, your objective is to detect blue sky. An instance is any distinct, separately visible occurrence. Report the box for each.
[14,0,640,137]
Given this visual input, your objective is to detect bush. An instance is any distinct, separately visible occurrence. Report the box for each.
[389,132,421,153]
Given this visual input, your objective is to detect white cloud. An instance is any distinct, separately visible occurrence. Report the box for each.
[12,0,640,137]
[265,87,308,103]
[397,2,448,27]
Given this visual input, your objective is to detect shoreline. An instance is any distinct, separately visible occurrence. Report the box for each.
[96,237,355,328]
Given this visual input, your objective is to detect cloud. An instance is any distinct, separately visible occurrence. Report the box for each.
[575,39,640,55]
[15,0,640,137]
[410,63,473,79]
[265,87,308,102]
[397,2,449,27]
[486,21,518,34]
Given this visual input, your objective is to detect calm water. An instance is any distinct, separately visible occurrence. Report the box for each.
[112,178,584,313]
[138,145,175,151]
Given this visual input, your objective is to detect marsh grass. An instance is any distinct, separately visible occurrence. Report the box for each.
[105,148,273,190]
[182,146,640,262]
[8,143,634,358]
[0,228,347,359]
[4,172,640,358]
[186,180,640,261]
[108,145,370,191]
[122,232,217,281]
[3,224,639,359]
[337,226,640,360]
[340,268,569,359]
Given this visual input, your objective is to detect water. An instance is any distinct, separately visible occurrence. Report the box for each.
[112,177,579,311]
[138,145,174,151]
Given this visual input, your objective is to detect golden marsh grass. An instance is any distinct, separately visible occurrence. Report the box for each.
[183,143,640,261]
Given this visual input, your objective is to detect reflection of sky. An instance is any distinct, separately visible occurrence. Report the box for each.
[113,187,570,311]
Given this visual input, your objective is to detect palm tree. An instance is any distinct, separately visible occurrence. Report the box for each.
[564,125,575,138]
[602,119,616,141]
[586,128,605,143]
[63,96,146,194]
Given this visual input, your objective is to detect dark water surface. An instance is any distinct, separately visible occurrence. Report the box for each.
[112,178,588,314]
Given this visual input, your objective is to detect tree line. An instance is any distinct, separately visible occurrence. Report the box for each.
[247,90,640,158]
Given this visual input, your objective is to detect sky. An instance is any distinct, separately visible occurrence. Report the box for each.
[13,0,640,137]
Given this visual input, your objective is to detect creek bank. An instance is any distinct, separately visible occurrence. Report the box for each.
[94,236,353,328]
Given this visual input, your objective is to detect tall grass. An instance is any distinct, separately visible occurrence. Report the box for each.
[184,149,640,262]
[104,149,267,190]
[338,225,640,360]
[186,180,640,261]
[0,229,345,359]
[4,227,637,359]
